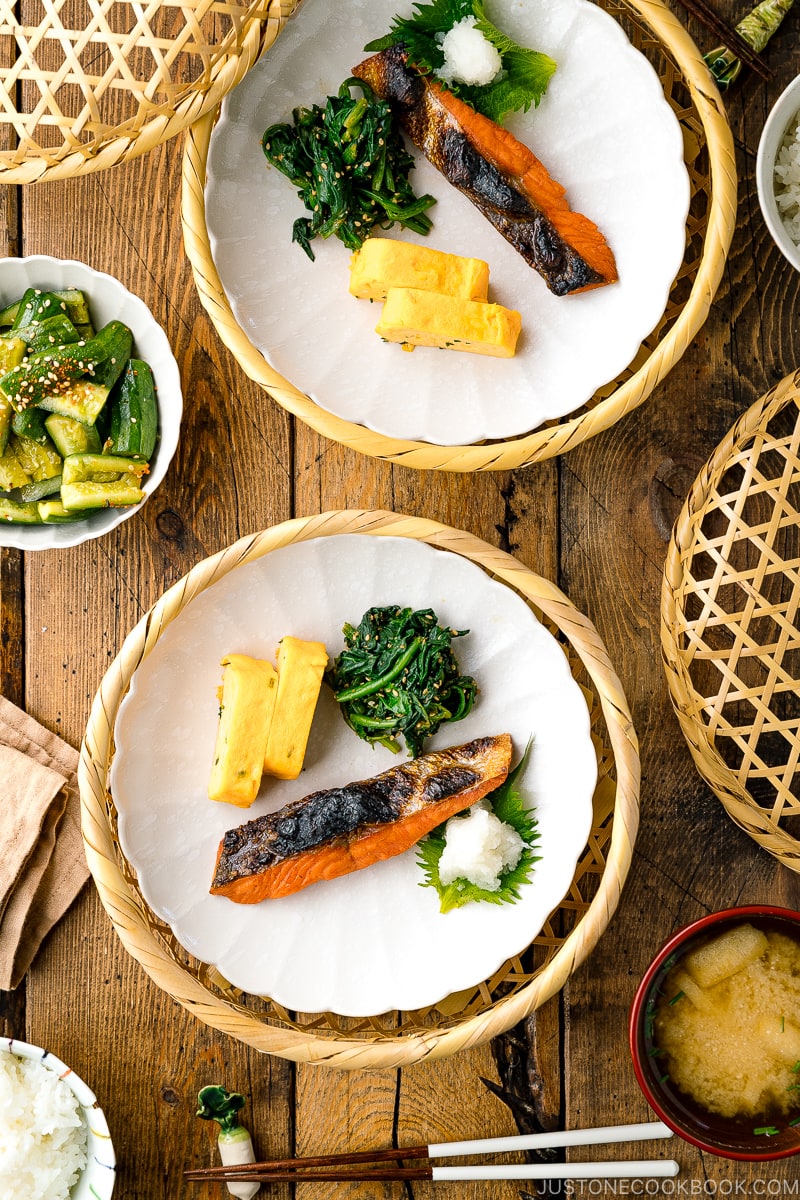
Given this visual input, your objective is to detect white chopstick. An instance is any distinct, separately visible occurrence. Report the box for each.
[432,1160,681,1181]
[428,1119,674,1158]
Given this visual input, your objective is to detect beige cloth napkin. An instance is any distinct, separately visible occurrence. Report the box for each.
[0,695,89,989]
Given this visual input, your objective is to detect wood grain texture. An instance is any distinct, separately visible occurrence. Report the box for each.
[2,0,800,1193]
[558,25,800,1185]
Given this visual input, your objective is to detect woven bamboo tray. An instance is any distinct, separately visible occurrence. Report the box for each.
[662,370,800,871]
[80,510,640,1068]
[181,0,736,472]
[0,0,299,183]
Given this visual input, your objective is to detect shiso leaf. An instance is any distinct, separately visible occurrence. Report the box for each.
[365,0,556,123]
[417,738,540,912]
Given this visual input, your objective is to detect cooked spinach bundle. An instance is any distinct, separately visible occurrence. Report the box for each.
[326,605,477,758]
[261,78,436,261]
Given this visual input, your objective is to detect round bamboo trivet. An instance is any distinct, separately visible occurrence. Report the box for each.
[80,510,640,1068]
[0,0,299,183]
[181,0,737,472]
[662,370,800,871]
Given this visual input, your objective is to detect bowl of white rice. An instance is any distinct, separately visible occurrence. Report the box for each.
[757,73,800,273]
[0,1037,115,1199]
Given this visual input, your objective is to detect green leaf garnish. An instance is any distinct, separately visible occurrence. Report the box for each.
[365,0,556,124]
[754,1126,780,1137]
[417,739,540,912]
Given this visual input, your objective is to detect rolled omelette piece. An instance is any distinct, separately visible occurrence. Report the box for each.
[376,287,521,357]
[349,237,490,301]
[210,733,513,902]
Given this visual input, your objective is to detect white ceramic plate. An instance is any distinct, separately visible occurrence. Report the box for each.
[0,256,182,551]
[111,534,596,1016]
[205,0,690,446]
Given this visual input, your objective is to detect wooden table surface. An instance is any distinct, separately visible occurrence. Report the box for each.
[2,2,800,1196]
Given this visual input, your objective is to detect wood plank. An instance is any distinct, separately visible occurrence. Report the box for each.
[560,24,800,1182]
[19,136,294,1196]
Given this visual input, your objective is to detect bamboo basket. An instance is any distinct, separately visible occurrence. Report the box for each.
[662,370,800,871]
[79,510,640,1069]
[0,0,300,183]
[181,0,737,472]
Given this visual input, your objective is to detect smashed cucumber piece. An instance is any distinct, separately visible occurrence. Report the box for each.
[0,444,30,491]
[0,336,26,374]
[33,321,133,423]
[10,432,62,482]
[107,359,158,460]
[37,499,88,523]
[0,394,12,455]
[11,406,50,444]
[17,474,62,503]
[10,288,90,332]
[45,413,102,458]
[23,314,82,355]
[60,452,148,510]
[0,497,40,524]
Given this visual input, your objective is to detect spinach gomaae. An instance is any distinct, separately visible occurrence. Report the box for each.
[326,605,477,758]
[261,79,436,261]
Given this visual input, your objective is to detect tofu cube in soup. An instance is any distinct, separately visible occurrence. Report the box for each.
[683,924,769,989]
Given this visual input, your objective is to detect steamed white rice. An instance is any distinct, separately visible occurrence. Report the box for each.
[774,106,800,248]
[439,801,524,891]
[0,1050,88,1200]
[437,17,502,87]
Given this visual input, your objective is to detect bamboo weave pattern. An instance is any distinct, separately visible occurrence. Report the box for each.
[0,0,299,181]
[80,510,641,1068]
[663,371,800,870]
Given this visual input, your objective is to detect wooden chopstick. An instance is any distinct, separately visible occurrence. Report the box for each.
[673,0,774,80]
[185,1164,434,1183]
[185,1121,674,1182]
[185,1160,682,1184]
[186,1144,428,1175]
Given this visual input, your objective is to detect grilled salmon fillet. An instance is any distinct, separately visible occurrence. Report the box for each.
[352,45,618,297]
[210,733,513,903]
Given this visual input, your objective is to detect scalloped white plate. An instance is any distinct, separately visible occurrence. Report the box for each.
[0,256,182,551]
[111,535,597,1016]
[205,0,690,446]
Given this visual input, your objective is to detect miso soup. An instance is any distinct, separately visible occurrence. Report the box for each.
[654,923,800,1121]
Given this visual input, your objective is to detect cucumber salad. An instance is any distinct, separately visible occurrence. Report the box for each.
[0,286,158,524]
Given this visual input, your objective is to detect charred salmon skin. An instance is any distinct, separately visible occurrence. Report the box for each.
[352,45,618,297]
[210,733,513,903]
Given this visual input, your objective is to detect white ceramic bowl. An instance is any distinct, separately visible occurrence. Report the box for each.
[0,255,182,550]
[756,74,800,273]
[0,1036,116,1197]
